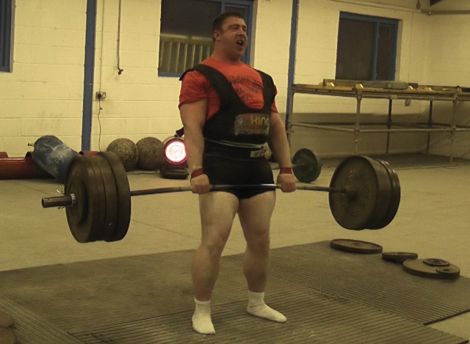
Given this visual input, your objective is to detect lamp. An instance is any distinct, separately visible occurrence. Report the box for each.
[160,135,188,179]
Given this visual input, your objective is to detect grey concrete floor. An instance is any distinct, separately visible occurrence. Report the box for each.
[0,155,469,341]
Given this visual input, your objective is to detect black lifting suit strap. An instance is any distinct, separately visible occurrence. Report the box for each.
[178,64,276,137]
[180,64,275,111]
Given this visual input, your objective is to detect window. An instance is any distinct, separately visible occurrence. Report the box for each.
[0,0,13,72]
[158,0,253,76]
[335,12,398,81]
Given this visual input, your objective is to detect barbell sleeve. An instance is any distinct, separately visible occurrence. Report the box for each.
[42,184,344,208]
[41,194,76,208]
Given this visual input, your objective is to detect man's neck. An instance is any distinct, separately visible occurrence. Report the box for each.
[211,51,243,64]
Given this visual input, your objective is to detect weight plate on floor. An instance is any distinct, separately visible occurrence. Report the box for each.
[382,252,418,264]
[330,239,383,254]
[292,148,322,183]
[93,155,119,241]
[100,151,131,241]
[436,266,460,278]
[329,156,385,230]
[65,156,105,243]
[423,258,450,267]
[403,259,460,280]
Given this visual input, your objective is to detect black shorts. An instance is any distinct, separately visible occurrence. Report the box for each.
[203,153,274,200]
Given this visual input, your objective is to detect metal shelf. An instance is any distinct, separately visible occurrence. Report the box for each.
[286,82,470,161]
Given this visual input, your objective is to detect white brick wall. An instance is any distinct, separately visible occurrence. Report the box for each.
[0,0,85,156]
[252,0,292,113]
[423,1,470,159]
[1,0,469,159]
[287,0,432,156]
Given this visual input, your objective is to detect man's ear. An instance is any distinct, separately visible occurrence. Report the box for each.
[213,30,221,42]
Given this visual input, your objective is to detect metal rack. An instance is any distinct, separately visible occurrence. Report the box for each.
[285,81,470,161]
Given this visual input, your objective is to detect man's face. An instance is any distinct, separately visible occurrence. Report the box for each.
[214,16,248,59]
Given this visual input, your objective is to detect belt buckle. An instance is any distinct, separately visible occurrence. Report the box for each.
[249,147,266,158]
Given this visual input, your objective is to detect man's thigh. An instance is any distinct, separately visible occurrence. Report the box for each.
[198,191,239,244]
[238,191,276,240]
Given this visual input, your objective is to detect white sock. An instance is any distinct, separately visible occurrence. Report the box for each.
[192,298,216,334]
[246,291,287,323]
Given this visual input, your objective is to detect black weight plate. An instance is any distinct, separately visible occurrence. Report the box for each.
[100,151,131,241]
[330,238,383,254]
[292,148,322,183]
[64,158,86,241]
[368,159,393,229]
[436,266,460,278]
[65,156,104,243]
[423,258,450,267]
[92,155,119,241]
[86,156,108,241]
[377,160,401,228]
[382,251,418,264]
[329,156,381,230]
[403,259,460,280]
[366,159,392,229]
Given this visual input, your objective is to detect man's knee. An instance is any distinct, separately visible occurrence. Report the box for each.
[200,239,226,259]
[246,232,270,253]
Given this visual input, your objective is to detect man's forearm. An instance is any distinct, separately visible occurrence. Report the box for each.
[268,114,292,167]
[184,126,205,173]
[179,100,207,174]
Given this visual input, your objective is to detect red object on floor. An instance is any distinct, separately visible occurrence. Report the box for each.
[0,152,51,179]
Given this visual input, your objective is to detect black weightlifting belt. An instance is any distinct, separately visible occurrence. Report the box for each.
[204,139,267,160]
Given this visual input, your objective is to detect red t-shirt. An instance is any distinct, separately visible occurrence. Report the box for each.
[179,57,278,119]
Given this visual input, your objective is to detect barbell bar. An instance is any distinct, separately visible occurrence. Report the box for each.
[41,151,400,243]
[42,147,323,209]
[42,184,339,208]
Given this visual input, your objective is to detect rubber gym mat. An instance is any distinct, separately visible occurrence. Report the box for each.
[0,241,468,343]
[0,296,82,344]
[69,289,465,344]
[266,240,470,324]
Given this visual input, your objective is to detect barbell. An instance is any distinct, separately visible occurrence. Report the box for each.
[41,151,400,243]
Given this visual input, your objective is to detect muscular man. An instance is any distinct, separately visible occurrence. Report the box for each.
[179,12,296,335]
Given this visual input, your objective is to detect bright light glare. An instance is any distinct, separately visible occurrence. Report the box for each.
[164,140,186,164]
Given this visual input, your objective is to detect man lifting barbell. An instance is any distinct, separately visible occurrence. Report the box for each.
[179,12,295,334]
[40,11,401,337]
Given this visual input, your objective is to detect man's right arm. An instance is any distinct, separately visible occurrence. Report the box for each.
[179,99,210,193]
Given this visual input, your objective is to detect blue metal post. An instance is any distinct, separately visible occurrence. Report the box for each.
[81,0,97,151]
[285,0,299,142]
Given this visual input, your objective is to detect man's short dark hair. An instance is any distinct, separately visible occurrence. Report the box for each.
[212,11,245,34]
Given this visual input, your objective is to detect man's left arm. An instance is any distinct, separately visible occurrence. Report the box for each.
[268,112,296,192]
